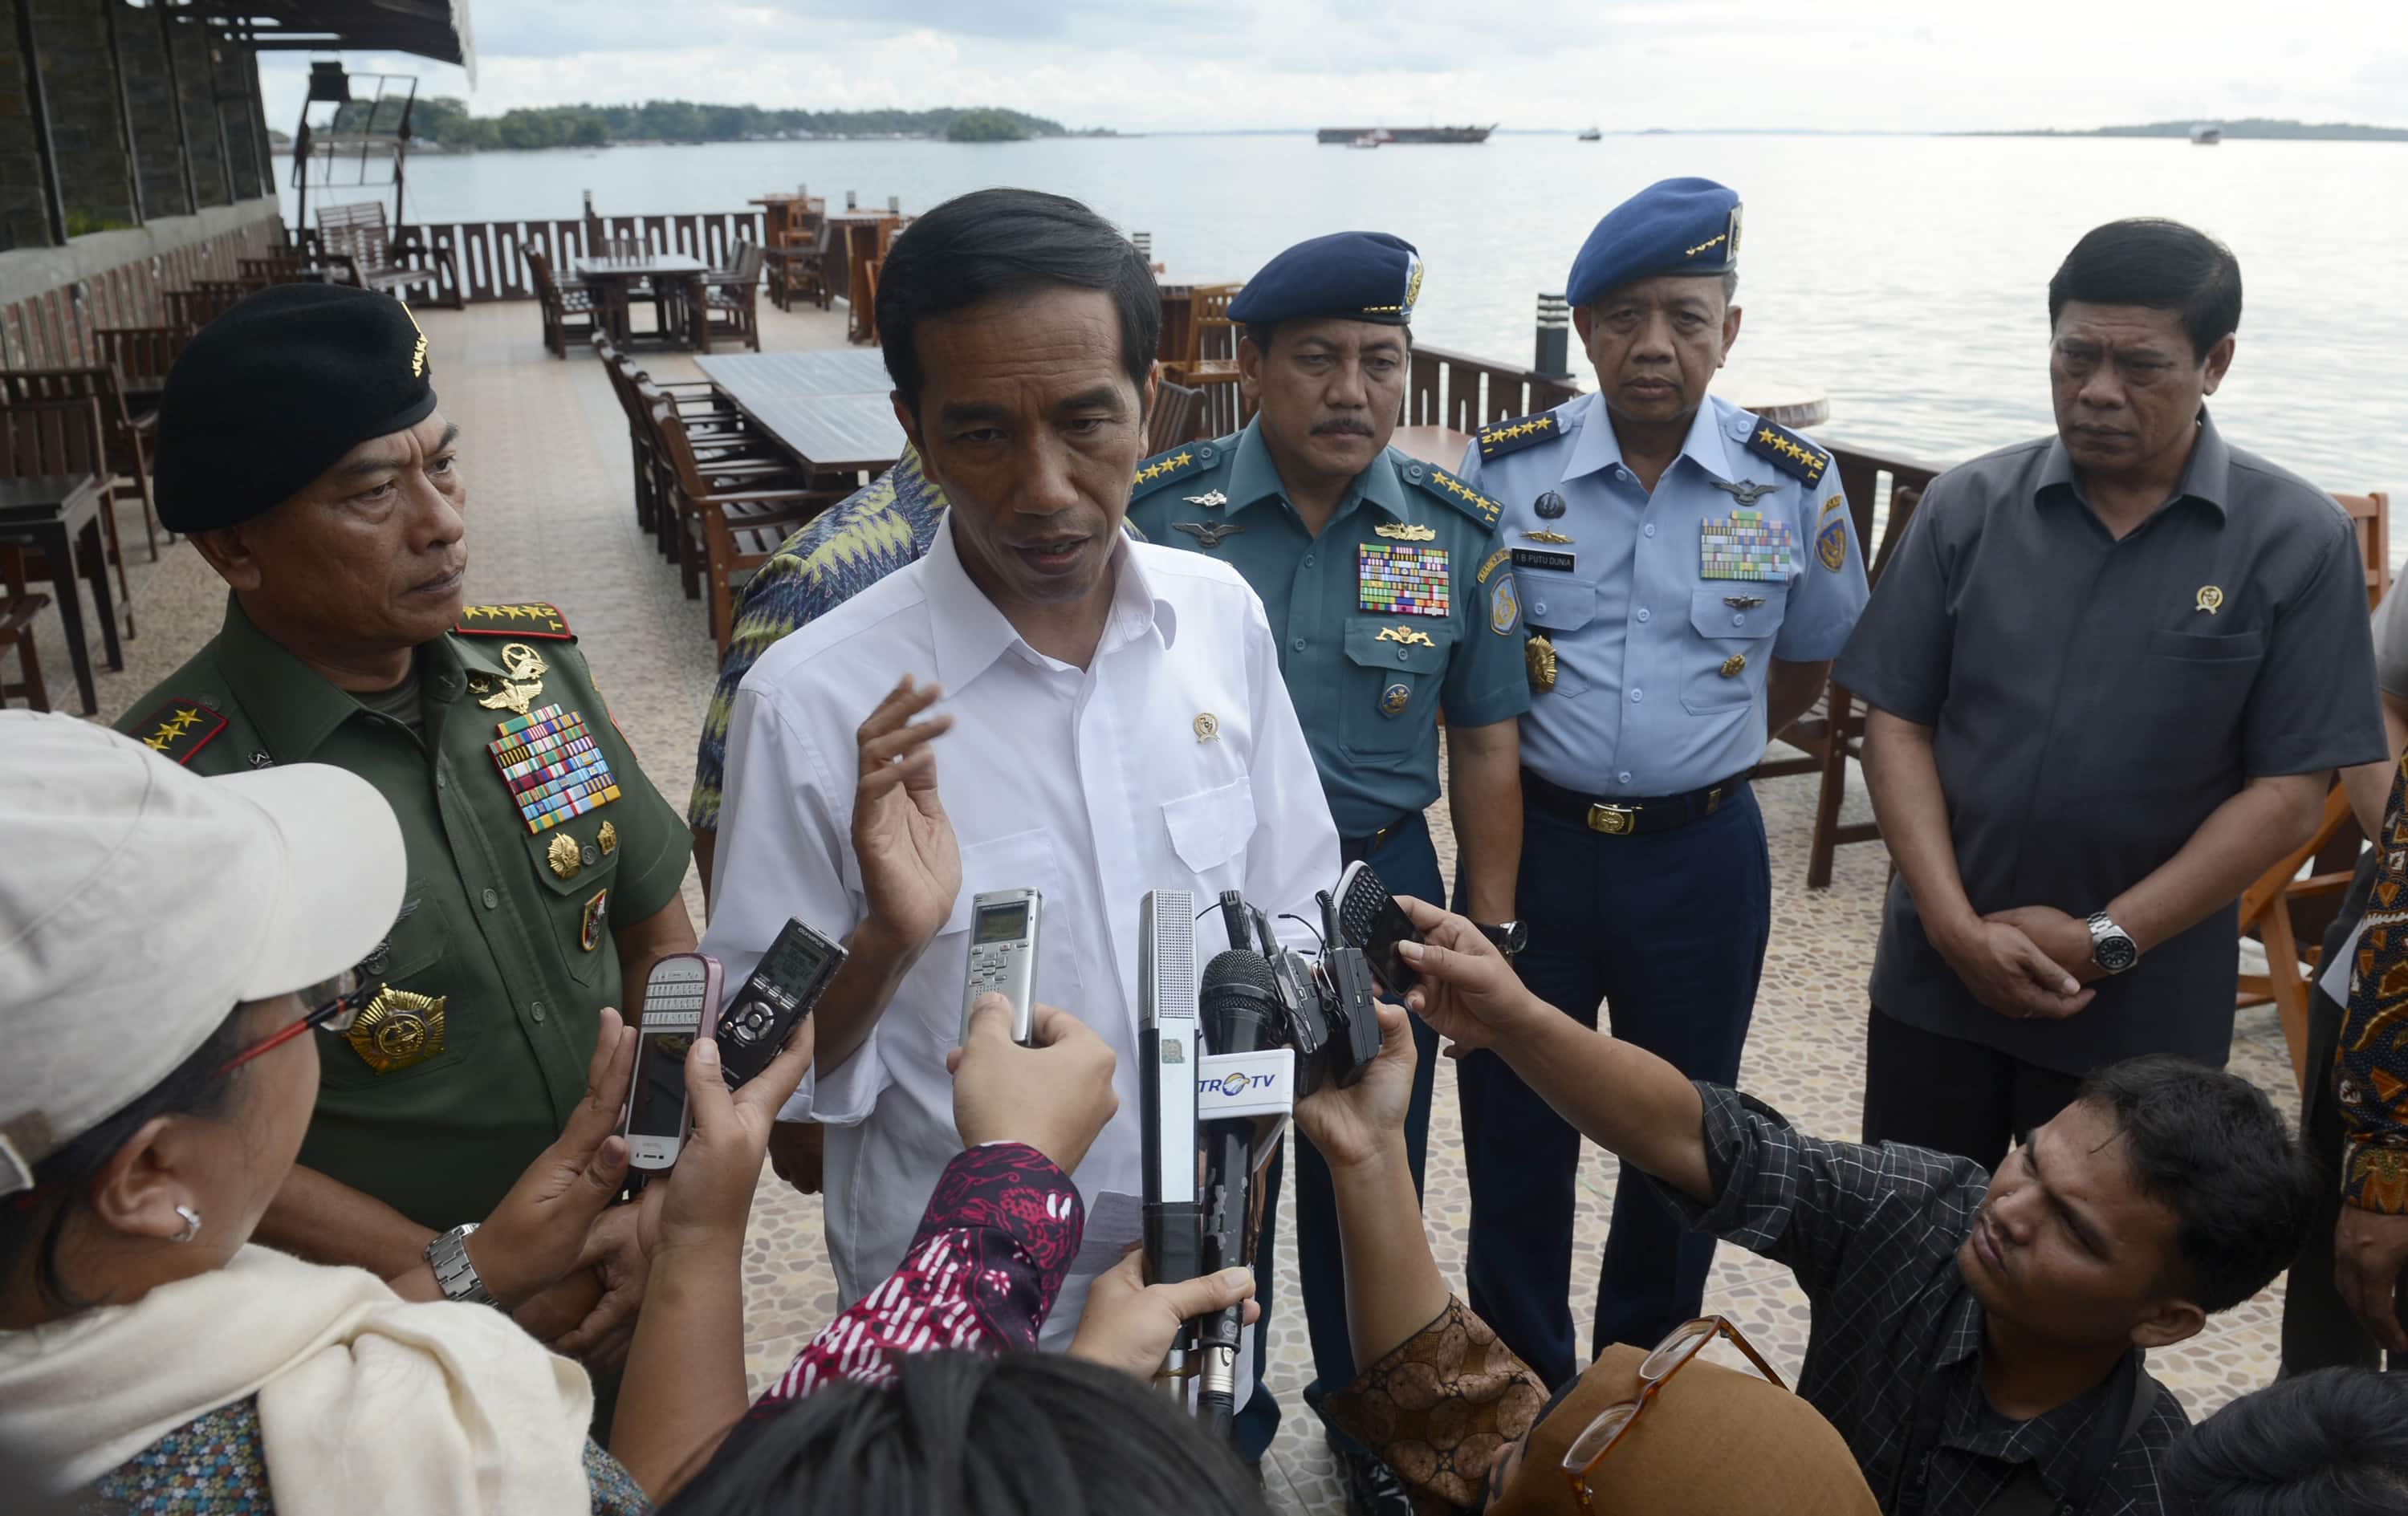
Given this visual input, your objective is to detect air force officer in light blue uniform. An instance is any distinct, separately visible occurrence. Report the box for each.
[1451,177,1870,1389]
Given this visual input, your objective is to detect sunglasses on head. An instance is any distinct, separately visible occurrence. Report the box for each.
[1560,1316,1785,1513]
[216,969,372,1075]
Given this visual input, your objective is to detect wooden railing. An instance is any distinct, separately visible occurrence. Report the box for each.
[303,212,768,306]
[1407,344,1583,433]
[0,217,284,371]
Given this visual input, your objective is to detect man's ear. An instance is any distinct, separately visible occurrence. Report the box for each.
[2128,1295,2207,1351]
[1140,361,1160,425]
[1721,303,1744,366]
[889,390,925,464]
[2200,332,2237,396]
[1236,332,1266,408]
[187,525,264,593]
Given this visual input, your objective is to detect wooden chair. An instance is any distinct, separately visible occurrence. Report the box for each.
[601,349,780,556]
[0,544,51,710]
[314,201,463,308]
[526,249,596,360]
[92,327,184,417]
[165,282,248,335]
[2237,782,2360,1091]
[1148,376,1205,454]
[2338,491,2393,608]
[0,368,162,561]
[1165,283,1246,399]
[644,390,843,652]
[768,212,833,311]
[238,253,316,286]
[0,396,133,640]
[698,244,766,354]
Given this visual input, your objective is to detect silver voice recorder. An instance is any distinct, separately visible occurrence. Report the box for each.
[960,887,1042,1045]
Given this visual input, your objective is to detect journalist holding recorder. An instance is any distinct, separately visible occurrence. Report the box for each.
[1337,896,2312,1516]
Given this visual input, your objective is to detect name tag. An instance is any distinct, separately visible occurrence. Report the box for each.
[1511,547,1576,574]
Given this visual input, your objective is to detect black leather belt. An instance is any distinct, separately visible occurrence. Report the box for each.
[1520,769,1748,837]
[1340,815,1412,866]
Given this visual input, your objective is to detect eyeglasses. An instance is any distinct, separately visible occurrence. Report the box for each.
[1560,1315,1786,1513]
[216,969,372,1075]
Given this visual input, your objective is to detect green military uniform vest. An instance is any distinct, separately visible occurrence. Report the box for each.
[1121,421,1531,839]
[116,596,690,1228]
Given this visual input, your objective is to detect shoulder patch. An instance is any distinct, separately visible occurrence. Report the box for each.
[454,603,573,640]
[1130,441,1219,501]
[129,697,229,766]
[1475,411,1564,461]
[1412,465,1503,528]
[1743,420,1831,488]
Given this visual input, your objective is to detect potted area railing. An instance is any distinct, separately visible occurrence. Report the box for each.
[302,212,771,306]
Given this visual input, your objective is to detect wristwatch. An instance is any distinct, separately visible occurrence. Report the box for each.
[424,1221,497,1306]
[2087,912,2140,976]
[1478,921,1530,959]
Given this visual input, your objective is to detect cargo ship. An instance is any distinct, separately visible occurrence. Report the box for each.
[1316,124,1495,144]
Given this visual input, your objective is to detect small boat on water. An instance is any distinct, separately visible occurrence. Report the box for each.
[2191,122,2222,145]
[1577,126,1602,141]
[1348,130,1392,150]
[1317,124,1495,144]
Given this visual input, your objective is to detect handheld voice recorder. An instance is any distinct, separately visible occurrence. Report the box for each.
[961,887,1042,1045]
[623,953,722,1171]
[717,916,846,1088]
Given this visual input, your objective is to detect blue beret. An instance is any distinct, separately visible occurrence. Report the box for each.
[1565,177,1742,308]
[1228,230,1423,327]
[154,282,438,533]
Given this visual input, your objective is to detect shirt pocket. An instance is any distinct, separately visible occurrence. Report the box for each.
[1520,575,1597,697]
[1682,583,1790,716]
[925,828,1083,1051]
[521,815,624,988]
[1340,620,1453,758]
[2138,626,2266,737]
[315,880,466,1094]
[1161,774,1259,897]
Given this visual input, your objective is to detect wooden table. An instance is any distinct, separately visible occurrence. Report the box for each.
[695,352,906,473]
[1391,425,1474,470]
[0,473,119,714]
[576,253,709,348]
[826,213,906,339]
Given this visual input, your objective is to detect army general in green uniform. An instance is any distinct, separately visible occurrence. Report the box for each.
[114,285,696,1368]
[1121,230,1527,1498]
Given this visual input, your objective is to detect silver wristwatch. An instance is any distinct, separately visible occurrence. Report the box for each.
[2086,912,2140,976]
[425,1221,496,1306]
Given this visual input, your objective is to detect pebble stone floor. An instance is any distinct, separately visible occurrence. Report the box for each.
[42,298,2300,1514]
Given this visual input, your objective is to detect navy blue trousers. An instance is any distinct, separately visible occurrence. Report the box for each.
[1232,814,1444,1462]
[1456,785,1770,1389]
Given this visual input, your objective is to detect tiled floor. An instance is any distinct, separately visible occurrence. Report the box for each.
[40,298,2301,1514]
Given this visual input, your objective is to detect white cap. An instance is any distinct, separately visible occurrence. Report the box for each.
[0,713,405,1193]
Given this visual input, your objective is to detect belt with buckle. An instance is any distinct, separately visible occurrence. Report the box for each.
[1340,818,1406,867]
[1520,769,1748,838]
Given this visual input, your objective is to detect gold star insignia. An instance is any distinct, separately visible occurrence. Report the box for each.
[1173,451,1194,467]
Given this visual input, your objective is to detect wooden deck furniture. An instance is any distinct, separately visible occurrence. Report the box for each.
[2237,782,2359,1091]
[644,388,842,652]
[1389,425,1474,469]
[0,396,132,644]
[92,327,184,417]
[1163,282,1246,400]
[768,210,833,311]
[596,338,782,556]
[526,249,596,360]
[0,543,50,710]
[0,473,117,714]
[1148,377,1205,454]
[165,282,249,335]
[831,213,907,343]
[693,351,908,474]
[238,252,333,287]
[314,202,463,308]
[2339,491,2393,607]
[0,368,162,561]
[577,251,709,348]
[698,244,766,354]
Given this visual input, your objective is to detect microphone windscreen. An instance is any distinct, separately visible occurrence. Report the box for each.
[1200,948,1282,1052]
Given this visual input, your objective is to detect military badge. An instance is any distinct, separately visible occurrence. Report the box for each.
[547,831,583,880]
[1720,653,1748,678]
[1521,530,1574,546]
[345,986,446,1073]
[1172,520,1245,551]
[1477,413,1560,461]
[1534,490,1568,519]
[581,888,609,952]
[490,704,622,834]
[1375,625,1438,648]
[597,819,619,856]
[1380,683,1411,717]
[1525,634,1559,693]
[2195,585,2223,615]
[1358,543,1451,618]
[1193,712,1221,743]
[1820,494,1845,517]
[1743,422,1831,489]
[455,602,572,640]
[474,643,548,720]
[1723,595,1766,610]
[1476,547,1512,584]
[1711,479,1778,506]
[1816,515,1849,573]
[1183,490,1230,510]
[130,698,229,766]
[1374,522,1438,542]
[1700,510,1796,583]
[1491,575,1521,636]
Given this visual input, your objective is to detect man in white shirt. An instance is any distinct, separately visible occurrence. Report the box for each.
[701,187,1341,1351]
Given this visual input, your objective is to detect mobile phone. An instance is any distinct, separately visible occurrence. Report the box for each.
[624,953,722,1171]
[718,917,847,1088]
[1334,860,1422,996]
[961,888,1042,1045]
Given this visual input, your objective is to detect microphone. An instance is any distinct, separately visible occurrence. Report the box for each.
[1194,949,1286,1436]
[1138,891,1200,1401]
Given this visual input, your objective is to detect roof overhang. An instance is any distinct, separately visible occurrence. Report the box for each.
[220,0,477,81]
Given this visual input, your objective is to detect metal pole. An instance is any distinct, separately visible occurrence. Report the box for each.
[200,13,238,204]
[103,0,146,224]
[14,0,71,245]
[1534,292,1572,379]
[157,0,200,215]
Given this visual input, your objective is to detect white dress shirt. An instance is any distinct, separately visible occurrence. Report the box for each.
[701,519,1341,1347]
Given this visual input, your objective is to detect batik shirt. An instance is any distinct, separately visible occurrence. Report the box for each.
[2338,751,2408,1212]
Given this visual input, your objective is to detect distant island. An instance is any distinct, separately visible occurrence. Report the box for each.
[1976,117,2408,142]
[319,99,1101,152]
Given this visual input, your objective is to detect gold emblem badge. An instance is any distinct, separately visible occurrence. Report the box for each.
[1194,712,1220,742]
[2195,585,2223,615]
[1381,682,1411,716]
[345,986,447,1073]
[1375,625,1438,648]
[1719,652,1748,678]
[475,643,549,720]
[581,888,608,952]
[1526,633,1558,692]
[1375,522,1438,542]
[401,302,429,378]
[597,820,618,856]
[1587,803,1636,835]
[1521,530,1575,546]
[547,831,583,880]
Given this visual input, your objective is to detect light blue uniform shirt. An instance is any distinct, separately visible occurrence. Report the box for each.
[1458,390,1869,797]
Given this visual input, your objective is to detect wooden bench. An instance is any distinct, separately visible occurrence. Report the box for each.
[314,202,462,309]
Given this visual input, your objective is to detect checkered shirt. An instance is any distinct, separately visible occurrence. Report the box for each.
[1657,1083,2189,1515]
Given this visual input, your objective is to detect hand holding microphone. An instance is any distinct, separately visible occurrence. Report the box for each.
[947,997,1119,1175]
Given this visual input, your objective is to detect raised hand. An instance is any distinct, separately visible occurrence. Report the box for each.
[468,1006,638,1307]
[1294,1000,1416,1171]
[1392,896,1545,1055]
[852,676,961,954]
[946,998,1119,1175]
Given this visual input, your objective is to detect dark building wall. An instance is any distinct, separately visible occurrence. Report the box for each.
[0,0,54,250]
[113,0,193,218]
[208,26,263,201]
[165,10,226,209]
[27,0,136,234]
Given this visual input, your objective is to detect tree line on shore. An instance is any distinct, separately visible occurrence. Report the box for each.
[308,100,1076,151]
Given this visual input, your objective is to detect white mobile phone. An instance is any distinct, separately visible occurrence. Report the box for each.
[623,953,722,1171]
[961,888,1042,1045]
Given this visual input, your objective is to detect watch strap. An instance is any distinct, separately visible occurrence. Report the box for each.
[425,1221,496,1306]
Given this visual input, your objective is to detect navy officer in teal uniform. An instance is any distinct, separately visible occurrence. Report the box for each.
[1124,230,1527,1501]
[1453,178,1870,1390]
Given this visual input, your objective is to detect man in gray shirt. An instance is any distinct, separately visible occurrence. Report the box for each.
[1835,217,2386,1169]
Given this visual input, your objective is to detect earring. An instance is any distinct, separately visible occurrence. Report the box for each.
[171,1205,202,1244]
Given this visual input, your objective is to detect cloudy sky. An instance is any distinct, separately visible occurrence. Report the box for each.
[257,0,2408,136]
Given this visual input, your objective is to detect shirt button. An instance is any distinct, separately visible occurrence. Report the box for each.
[436,772,447,790]
[1397,650,1409,664]
[531,1002,546,1023]
[1617,770,1633,785]
[1629,687,1644,703]
[481,888,498,909]
[1636,608,1651,624]
[1292,637,1308,652]
[1303,555,1314,568]
[1732,613,1746,627]
[1643,523,1657,539]
[1533,600,1548,616]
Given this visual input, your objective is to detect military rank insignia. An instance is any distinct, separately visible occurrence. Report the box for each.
[490,704,622,834]
[1699,510,1796,583]
[130,698,228,766]
[1816,515,1849,573]
[1743,421,1831,489]
[1526,633,1559,692]
[1477,412,1560,461]
[581,888,609,952]
[1359,543,1450,618]
[454,602,573,640]
[346,986,446,1074]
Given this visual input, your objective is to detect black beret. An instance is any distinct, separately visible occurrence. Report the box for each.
[153,282,439,532]
[1228,230,1423,328]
